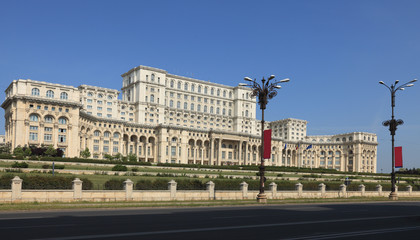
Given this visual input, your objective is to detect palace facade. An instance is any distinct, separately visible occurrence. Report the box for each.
[1,66,378,173]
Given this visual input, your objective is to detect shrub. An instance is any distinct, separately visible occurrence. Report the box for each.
[0,174,14,189]
[112,165,128,171]
[135,179,168,190]
[11,162,29,168]
[104,179,125,190]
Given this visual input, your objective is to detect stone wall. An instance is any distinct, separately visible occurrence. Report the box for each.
[1,176,419,203]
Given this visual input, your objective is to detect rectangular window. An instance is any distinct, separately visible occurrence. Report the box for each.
[103,140,109,145]
[93,145,99,152]
[59,128,66,133]
[58,135,66,143]
[44,134,52,141]
[113,146,118,153]
[44,127,52,132]
[29,132,38,141]
[29,126,38,130]
[222,151,226,159]
[103,146,109,153]
[94,139,100,143]
[87,105,92,109]
[171,146,176,156]
[87,99,92,103]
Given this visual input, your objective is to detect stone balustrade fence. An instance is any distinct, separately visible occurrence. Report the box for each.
[1,176,419,203]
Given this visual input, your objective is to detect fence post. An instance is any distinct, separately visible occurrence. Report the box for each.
[240,182,248,199]
[318,183,326,197]
[339,184,347,198]
[295,183,303,197]
[406,185,412,195]
[269,182,277,199]
[124,179,133,200]
[206,181,215,200]
[168,180,177,200]
[11,176,22,201]
[358,184,365,196]
[72,178,83,200]
[376,184,382,196]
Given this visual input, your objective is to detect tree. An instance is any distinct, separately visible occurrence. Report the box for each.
[80,148,91,158]
[13,146,24,156]
[128,153,137,162]
[23,147,32,157]
[114,153,122,161]
[45,145,57,157]
[104,154,114,161]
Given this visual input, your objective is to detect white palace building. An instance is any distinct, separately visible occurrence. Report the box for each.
[1,65,378,173]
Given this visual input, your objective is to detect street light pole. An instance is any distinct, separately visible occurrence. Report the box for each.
[379,79,416,200]
[240,75,290,203]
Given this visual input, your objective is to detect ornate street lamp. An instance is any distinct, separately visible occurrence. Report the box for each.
[240,75,290,203]
[379,79,416,200]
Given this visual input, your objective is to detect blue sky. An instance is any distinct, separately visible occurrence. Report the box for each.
[1,0,419,173]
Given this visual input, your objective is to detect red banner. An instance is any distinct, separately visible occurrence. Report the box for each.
[395,146,403,168]
[263,129,272,159]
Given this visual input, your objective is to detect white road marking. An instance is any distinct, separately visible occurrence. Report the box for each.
[32,214,418,240]
[282,226,420,239]
[1,224,74,230]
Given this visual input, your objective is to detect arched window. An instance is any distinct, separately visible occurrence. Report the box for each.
[184,102,188,109]
[216,107,220,114]
[58,117,67,124]
[198,85,202,93]
[60,92,68,100]
[245,110,248,117]
[98,94,103,98]
[151,74,155,82]
[104,131,111,137]
[46,90,54,98]
[178,81,182,89]
[172,137,177,142]
[87,92,93,97]
[170,100,174,107]
[44,115,54,123]
[217,89,220,96]
[210,106,214,113]
[223,91,226,97]
[150,94,155,103]
[191,84,195,92]
[197,104,201,111]
[31,88,40,96]
[177,101,181,109]
[29,114,39,122]
[107,95,113,100]
[94,130,101,136]
[170,80,174,88]
[184,83,188,91]
[211,88,214,95]
[113,132,120,138]
[229,91,232,98]
[204,87,208,94]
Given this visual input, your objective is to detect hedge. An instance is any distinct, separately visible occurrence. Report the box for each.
[104,179,125,190]
[0,175,93,190]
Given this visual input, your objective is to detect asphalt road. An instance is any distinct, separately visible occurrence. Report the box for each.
[1,202,420,240]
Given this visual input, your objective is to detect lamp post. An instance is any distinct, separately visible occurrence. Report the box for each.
[379,79,416,200]
[240,75,290,203]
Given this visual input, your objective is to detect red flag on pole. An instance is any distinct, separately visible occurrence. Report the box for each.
[395,146,403,168]
[263,129,272,159]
